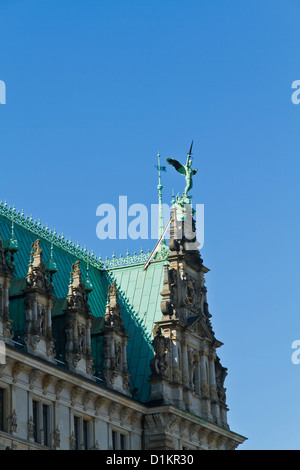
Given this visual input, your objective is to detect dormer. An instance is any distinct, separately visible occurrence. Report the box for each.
[64,261,95,379]
[23,239,57,362]
[101,282,131,396]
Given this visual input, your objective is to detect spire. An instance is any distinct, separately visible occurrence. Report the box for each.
[45,237,58,290]
[23,238,56,362]
[50,237,54,260]
[85,251,93,295]
[2,206,19,271]
[102,282,131,395]
[156,152,166,248]
[64,260,95,378]
[26,239,57,295]
[11,206,15,240]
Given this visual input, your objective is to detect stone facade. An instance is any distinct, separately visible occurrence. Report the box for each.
[0,208,246,450]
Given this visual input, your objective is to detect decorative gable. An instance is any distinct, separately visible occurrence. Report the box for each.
[63,261,95,379]
[23,239,57,362]
[101,282,131,396]
[149,207,229,430]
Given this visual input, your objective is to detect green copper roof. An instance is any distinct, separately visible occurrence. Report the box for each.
[0,203,168,403]
[106,261,166,401]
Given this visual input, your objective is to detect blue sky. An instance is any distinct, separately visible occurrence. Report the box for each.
[1,0,300,449]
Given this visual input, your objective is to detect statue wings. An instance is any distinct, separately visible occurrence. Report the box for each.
[166,158,186,175]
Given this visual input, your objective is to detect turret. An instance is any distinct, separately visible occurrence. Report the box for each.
[149,181,229,429]
[101,282,131,396]
[64,261,95,379]
[23,239,57,362]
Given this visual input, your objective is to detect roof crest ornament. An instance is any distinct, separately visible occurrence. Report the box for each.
[0,201,169,271]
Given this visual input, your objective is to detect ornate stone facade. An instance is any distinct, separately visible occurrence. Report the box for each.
[0,205,246,450]
[102,282,131,396]
[0,232,17,344]
[64,260,94,378]
[24,240,56,362]
[147,208,231,443]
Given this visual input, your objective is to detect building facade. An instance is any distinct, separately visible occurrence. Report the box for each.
[0,200,246,450]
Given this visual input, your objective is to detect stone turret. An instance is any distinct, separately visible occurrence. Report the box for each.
[23,239,57,362]
[64,261,95,379]
[0,234,15,344]
[149,206,229,429]
[101,282,131,396]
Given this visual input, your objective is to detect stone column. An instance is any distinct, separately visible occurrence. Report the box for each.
[200,350,212,420]
[3,280,9,313]
[27,392,34,442]
[172,340,180,381]
[9,384,18,436]
[32,300,38,323]
[86,321,91,355]
[107,422,112,450]
[110,339,115,363]
[73,319,78,348]
[0,285,3,337]
[47,304,52,329]
[209,352,221,424]
[122,341,127,372]
[2,279,13,340]
[194,356,201,395]
[82,327,87,353]
[182,343,189,387]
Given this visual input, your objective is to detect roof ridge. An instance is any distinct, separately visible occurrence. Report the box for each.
[0,201,169,270]
[0,200,102,269]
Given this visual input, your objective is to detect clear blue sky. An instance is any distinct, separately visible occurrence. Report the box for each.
[1,0,300,450]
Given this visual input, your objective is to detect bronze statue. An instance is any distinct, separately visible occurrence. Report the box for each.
[167,141,198,196]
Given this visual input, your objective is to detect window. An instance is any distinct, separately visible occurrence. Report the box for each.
[0,389,4,431]
[112,430,127,450]
[120,433,126,450]
[83,419,89,450]
[31,399,52,447]
[74,416,80,450]
[73,416,90,450]
[42,404,49,446]
[32,400,38,442]
[112,430,117,450]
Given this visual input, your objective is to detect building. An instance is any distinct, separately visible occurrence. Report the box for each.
[0,157,246,450]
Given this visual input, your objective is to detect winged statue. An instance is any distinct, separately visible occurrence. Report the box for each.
[166,141,198,196]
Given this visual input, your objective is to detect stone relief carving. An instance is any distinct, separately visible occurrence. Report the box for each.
[150,325,170,378]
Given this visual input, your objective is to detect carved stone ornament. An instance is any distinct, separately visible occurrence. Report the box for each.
[70,431,76,450]
[150,325,170,378]
[12,361,22,383]
[104,282,125,331]
[26,240,53,295]
[55,379,65,400]
[9,409,17,433]
[28,416,34,441]
[53,425,61,448]
[42,373,53,394]
[201,381,210,398]
[66,261,90,315]
[181,272,203,313]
